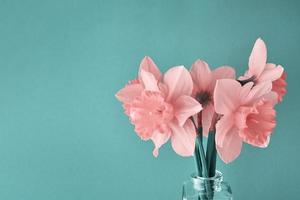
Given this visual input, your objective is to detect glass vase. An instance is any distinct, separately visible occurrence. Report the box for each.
[182,171,233,200]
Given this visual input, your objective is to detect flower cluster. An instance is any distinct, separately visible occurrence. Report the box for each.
[116,38,287,163]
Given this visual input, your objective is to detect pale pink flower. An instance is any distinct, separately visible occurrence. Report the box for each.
[190,60,236,136]
[239,38,286,101]
[115,56,160,108]
[214,79,277,163]
[116,56,202,157]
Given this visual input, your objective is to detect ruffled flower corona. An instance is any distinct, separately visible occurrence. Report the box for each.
[116,56,202,157]
[239,38,287,101]
[214,79,277,163]
[190,60,236,136]
[272,72,287,102]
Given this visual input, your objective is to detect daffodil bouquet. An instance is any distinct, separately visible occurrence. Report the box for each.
[115,38,286,199]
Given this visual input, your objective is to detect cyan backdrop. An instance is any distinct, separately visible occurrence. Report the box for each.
[0,0,299,199]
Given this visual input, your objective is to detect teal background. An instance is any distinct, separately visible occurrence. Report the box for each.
[0,0,299,199]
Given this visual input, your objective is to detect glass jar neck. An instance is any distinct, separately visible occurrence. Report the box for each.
[190,170,223,192]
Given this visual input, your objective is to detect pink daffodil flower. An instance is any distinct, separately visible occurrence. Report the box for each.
[239,38,287,102]
[115,56,160,116]
[190,60,236,136]
[214,79,277,163]
[116,56,203,157]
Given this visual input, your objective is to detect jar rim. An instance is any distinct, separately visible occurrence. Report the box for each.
[190,170,223,181]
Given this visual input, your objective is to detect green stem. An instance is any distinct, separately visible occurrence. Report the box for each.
[194,141,203,177]
[190,117,202,177]
[190,119,213,199]
[206,132,217,177]
[205,132,217,199]
[195,143,206,200]
[196,131,208,178]
[196,128,211,200]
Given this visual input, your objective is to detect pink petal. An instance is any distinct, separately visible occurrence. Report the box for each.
[213,66,236,79]
[243,133,271,148]
[239,82,254,104]
[115,83,143,104]
[265,63,276,70]
[248,38,267,77]
[190,60,212,91]
[210,66,236,90]
[201,103,215,137]
[158,82,169,97]
[258,65,284,82]
[245,82,272,105]
[170,120,196,157]
[216,125,243,164]
[256,136,270,148]
[234,106,252,130]
[151,131,171,157]
[164,66,193,102]
[215,115,235,148]
[262,91,278,105]
[139,56,162,81]
[140,69,160,92]
[174,95,203,126]
[214,79,241,115]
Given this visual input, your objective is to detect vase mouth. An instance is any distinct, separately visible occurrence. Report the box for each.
[182,170,233,198]
[190,170,223,182]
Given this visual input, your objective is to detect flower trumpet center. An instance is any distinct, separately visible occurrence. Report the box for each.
[237,75,256,86]
[236,100,276,147]
[129,91,173,140]
[196,91,212,107]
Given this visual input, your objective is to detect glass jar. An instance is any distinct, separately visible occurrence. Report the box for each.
[182,171,233,200]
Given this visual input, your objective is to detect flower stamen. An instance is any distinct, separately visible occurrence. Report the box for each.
[196,91,212,107]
